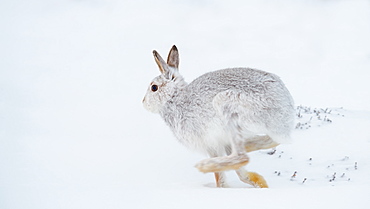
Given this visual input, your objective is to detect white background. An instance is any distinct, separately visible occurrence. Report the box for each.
[1,0,370,208]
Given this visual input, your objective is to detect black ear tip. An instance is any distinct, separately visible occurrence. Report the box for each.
[153,50,160,58]
[171,45,178,51]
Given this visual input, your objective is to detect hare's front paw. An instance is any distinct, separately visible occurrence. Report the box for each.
[195,154,249,173]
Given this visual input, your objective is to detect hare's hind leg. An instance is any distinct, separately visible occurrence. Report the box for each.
[236,136,275,188]
[245,135,279,153]
[225,139,269,188]
[236,167,268,188]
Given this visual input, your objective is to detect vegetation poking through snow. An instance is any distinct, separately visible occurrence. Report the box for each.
[264,107,362,187]
[295,106,345,130]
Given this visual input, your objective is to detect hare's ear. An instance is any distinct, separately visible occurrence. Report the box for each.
[153,50,168,75]
[167,45,179,69]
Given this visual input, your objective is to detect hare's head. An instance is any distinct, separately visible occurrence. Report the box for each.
[143,45,186,113]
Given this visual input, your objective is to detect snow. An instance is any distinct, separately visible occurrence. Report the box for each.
[1,0,370,208]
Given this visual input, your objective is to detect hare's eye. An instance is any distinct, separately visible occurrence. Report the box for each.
[151,84,158,92]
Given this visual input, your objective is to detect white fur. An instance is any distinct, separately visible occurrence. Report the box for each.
[143,46,295,187]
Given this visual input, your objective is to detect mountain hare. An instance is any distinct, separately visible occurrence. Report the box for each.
[143,45,295,188]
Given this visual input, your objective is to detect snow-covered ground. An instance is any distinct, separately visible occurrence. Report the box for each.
[1,0,370,208]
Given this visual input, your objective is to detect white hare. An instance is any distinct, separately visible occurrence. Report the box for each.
[143,45,295,188]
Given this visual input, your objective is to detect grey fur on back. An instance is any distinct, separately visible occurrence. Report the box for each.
[159,67,294,154]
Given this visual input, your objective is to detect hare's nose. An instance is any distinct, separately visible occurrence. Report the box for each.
[142,97,146,103]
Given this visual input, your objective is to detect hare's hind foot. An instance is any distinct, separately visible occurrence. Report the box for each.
[195,154,249,173]
[236,169,268,188]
